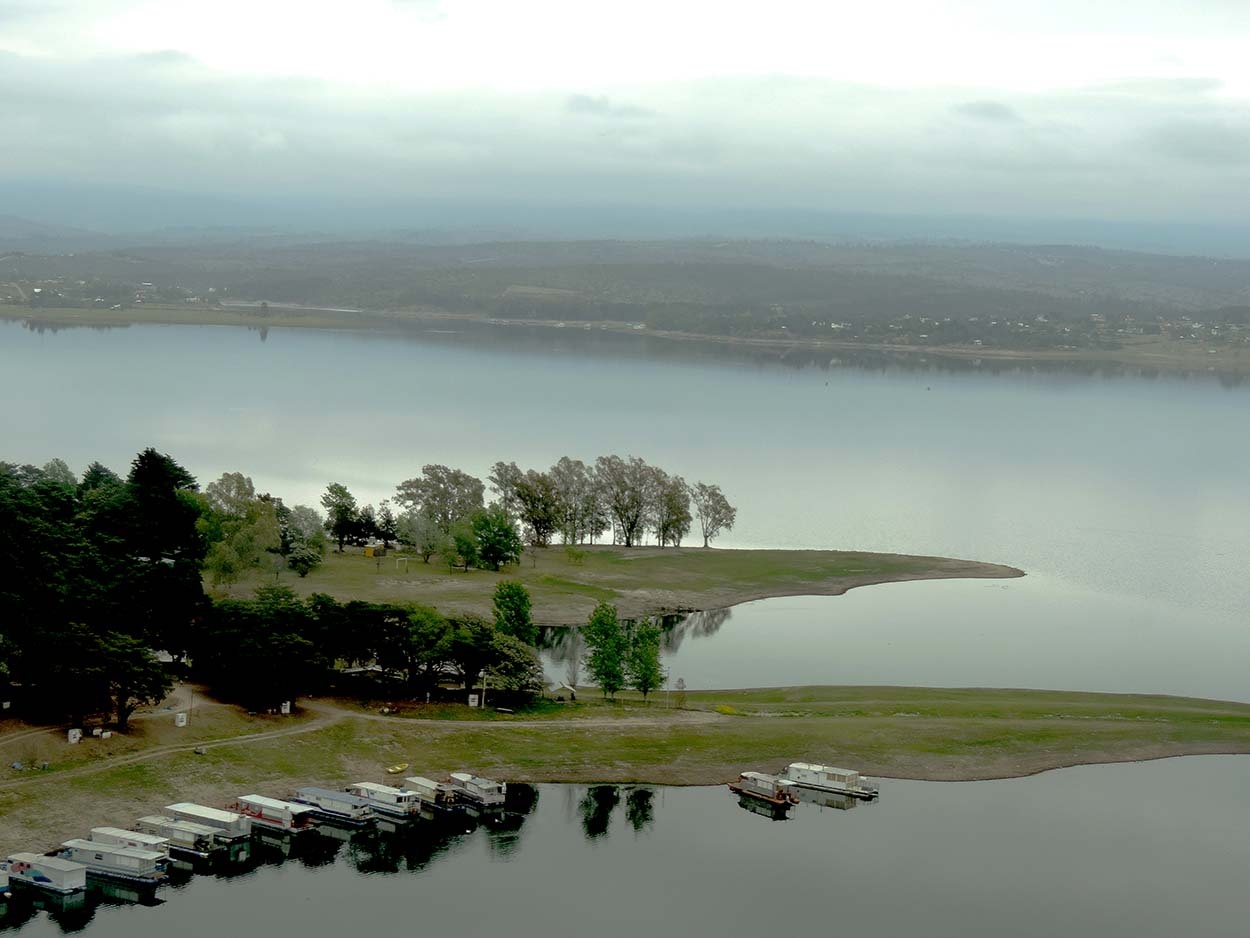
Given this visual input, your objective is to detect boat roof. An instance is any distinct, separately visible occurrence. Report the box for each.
[403,776,447,789]
[788,762,856,774]
[238,794,310,813]
[137,815,219,836]
[351,782,410,796]
[62,839,166,861]
[91,828,168,845]
[167,802,244,823]
[296,787,373,806]
[8,853,86,872]
[450,772,500,787]
[741,772,794,785]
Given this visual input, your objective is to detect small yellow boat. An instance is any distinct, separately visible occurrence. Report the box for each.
[385,763,409,775]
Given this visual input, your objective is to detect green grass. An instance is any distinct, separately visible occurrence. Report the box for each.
[5,685,1250,854]
[222,544,1018,623]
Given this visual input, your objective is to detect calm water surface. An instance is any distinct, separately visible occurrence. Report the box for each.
[2,321,1248,698]
[4,759,1250,937]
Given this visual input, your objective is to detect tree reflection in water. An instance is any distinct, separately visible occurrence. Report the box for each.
[538,608,733,674]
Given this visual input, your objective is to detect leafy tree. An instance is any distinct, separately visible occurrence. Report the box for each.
[397,509,448,563]
[594,455,654,547]
[376,500,399,548]
[625,621,665,700]
[513,470,560,546]
[550,456,606,545]
[41,458,77,487]
[487,631,545,694]
[395,465,484,534]
[99,631,172,730]
[286,541,324,577]
[488,460,523,521]
[691,482,737,547]
[446,518,479,571]
[472,506,523,571]
[650,471,692,547]
[492,581,536,645]
[582,601,626,699]
[320,482,359,552]
[201,472,281,590]
[78,461,121,493]
[447,614,497,690]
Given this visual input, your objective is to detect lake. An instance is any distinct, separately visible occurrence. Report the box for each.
[4,758,1250,937]
[2,319,1248,699]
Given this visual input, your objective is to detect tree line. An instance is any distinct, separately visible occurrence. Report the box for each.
[319,455,737,570]
[1,450,698,726]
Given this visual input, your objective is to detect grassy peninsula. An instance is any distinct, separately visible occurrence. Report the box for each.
[3,684,1250,854]
[223,544,1023,623]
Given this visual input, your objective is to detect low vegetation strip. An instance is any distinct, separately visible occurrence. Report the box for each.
[3,686,1248,854]
[230,545,1022,623]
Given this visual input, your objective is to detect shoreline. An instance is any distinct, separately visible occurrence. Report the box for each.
[6,303,1248,377]
[225,546,1025,625]
[3,685,1248,854]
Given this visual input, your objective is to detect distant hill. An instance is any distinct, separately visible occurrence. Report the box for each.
[0,215,115,254]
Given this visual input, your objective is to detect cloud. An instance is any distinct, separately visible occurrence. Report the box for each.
[1146,120,1250,165]
[1091,77,1223,96]
[566,94,655,119]
[952,100,1021,122]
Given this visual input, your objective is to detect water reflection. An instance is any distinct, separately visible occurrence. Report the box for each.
[538,609,733,679]
[13,316,1249,386]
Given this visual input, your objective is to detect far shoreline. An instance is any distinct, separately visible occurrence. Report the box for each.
[5,302,1248,378]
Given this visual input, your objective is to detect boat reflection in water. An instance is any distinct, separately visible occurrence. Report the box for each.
[733,795,794,821]
[793,787,860,811]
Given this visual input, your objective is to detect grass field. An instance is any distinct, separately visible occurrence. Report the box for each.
[3,685,1249,854]
[222,544,1020,623]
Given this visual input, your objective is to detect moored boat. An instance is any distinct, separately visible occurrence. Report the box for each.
[89,827,172,858]
[446,772,506,809]
[782,762,880,800]
[59,840,167,886]
[346,782,421,818]
[728,772,799,807]
[403,776,460,815]
[0,855,87,895]
[165,803,253,842]
[134,816,224,860]
[232,794,317,833]
[292,787,375,827]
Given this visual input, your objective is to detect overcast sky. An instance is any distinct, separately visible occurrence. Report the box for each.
[3,0,1250,230]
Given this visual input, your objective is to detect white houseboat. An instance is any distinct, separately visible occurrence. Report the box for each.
[346,782,421,818]
[165,803,253,841]
[446,772,506,808]
[59,840,167,886]
[727,772,799,807]
[1,855,87,895]
[403,776,459,815]
[134,816,222,860]
[89,828,171,858]
[232,795,317,833]
[783,762,880,800]
[293,787,375,826]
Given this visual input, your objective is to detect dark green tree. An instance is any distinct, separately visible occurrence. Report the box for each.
[320,482,359,552]
[447,614,497,690]
[99,631,172,730]
[626,621,665,700]
[582,601,626,699]
[492,580,536,645]
[472,506,522,571]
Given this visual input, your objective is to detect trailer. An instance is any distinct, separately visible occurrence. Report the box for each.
[134,816,221,859]
[782,762,880,800]
[165,803,252,840]
[292,787,375,826]
[232,795,317,832]
[89,827,171,857]
[1,855,87,895]
[447,772,506,808]
[346,782,421,818]
[60,839,168,885]
[403,776,460,815]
